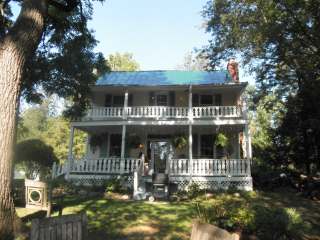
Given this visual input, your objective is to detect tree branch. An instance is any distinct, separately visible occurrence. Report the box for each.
[48,0,79,12]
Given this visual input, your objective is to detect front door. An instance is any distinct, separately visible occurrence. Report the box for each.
[151,141,170,173]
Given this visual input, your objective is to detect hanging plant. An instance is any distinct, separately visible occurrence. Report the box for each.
[173,135,188,150]
[128,135,141,148]
[215,133,229,148]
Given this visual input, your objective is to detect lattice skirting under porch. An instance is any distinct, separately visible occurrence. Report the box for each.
[67,173,252,191]
[67,174,134,188]
[169,176,253,191]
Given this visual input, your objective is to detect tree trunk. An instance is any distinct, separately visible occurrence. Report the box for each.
[0,0,47,238]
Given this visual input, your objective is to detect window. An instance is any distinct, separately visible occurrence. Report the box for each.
[200,95,213,106]
[109,134,122,157]
[215,94,222,106]
[156,94,168,106]
[200,135,214,158]
[113,95,124,107]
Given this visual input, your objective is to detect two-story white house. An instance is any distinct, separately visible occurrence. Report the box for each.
[52,61,253,192]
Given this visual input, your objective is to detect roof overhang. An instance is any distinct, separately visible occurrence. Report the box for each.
[90,82,248,92]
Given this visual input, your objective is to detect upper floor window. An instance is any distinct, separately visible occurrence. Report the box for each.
[193,94,222,106]
[150,91,174,106]
[113,96,124,107]
[156,94,168,106]
[200,95,213,106]
[105,94,124,107]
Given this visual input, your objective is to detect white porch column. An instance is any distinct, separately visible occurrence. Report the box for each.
[67,126,74,179]
[188,85,193,120]
[123,89,129,119]
[188,85,193,180]
[189,124,193,179]
[242,96,252,176]
[120,125,126,167]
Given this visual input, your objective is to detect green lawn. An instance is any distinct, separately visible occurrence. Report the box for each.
[16,189,320,240]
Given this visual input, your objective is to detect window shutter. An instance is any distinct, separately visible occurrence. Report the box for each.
[169,91,175,106]
[149,92,155,106]
[105,94,112,107]
[193,94,199,107]
[128,94,133,106]
[215,94,222,106]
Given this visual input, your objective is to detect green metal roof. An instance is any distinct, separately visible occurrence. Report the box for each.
[95,70,233,86]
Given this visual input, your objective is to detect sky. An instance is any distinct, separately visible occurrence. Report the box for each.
[88,0,254,83]
[88,0,209,70]
[12,0,254,84]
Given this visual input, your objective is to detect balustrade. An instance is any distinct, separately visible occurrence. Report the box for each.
[169,158,250,176]
[52,158,250,178]
[84,105,241,120]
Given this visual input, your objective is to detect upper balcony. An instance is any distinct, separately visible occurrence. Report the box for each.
[83,105,243,120]
[74,70,248,124]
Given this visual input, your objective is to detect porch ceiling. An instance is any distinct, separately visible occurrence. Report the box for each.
[75,124,244,134]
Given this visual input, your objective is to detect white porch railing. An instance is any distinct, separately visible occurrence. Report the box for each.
[52,162,67,178]
[87,107,124,119]
[126,106,189,118]
[169,159,251,176]
[84,106,242,120]
[53,158,251,178]
[192,106,240,118]
[52,158,142,178]
[71,157,142,174]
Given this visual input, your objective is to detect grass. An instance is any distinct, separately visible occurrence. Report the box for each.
[16,188,320,240]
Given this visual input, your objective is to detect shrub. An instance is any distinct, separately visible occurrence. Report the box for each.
[104,176,128,194]
[187,182,202,199]
[195,199,307,238]
[14,139,58,180]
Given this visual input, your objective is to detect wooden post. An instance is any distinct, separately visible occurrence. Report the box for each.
[67,126,74,179]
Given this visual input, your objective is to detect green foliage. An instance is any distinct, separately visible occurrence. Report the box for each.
[106,52,140,71]
[173,135,188,150]
[18,101,86,163]
[195,196,308,238]
[202,0,320,173]
[215,133,228,148]
[14,139,58,180]
[186,182,202,199]
[1,0,109,117]
[105,176,128,194]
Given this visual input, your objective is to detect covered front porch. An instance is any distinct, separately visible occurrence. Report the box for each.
[52,124,252,190]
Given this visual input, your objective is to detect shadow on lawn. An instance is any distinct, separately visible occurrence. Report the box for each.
[18,189,320,240]
[59,197,194,240]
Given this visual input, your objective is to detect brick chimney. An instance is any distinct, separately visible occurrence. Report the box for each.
[227,58,239,83]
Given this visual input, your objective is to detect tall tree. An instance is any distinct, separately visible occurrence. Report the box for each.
[0,0,106,237]
[107,52,140,71]
[18,101,86,163]
[176,51,208,71]
[201,0,320,173]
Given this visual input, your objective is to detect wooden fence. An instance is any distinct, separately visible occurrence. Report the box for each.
[30,213,87,240]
